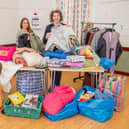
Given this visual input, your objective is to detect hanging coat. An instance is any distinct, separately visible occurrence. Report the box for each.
[96,31,122,72]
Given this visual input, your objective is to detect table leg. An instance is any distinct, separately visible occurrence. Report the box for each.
[98,72,102,86]
[51,71,56,91]
[50,71,53,92]
[44,69,48,95]
[41,71,45,96]
[91,73,94,87]
[52,71,56,90]
[96,72,98,88]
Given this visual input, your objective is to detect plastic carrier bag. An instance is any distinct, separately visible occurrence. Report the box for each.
[75,45,100,67]
[77,85,115,122]
[43,94,78,121]
[100,57,115,70]
[99,74,126,111]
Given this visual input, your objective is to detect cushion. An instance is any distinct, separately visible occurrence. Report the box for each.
[0,46,16,61]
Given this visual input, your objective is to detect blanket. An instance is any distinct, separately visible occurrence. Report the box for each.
[0,61,22,93]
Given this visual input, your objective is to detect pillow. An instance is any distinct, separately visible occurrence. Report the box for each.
[0,46,16,61]
[22,52,43,66]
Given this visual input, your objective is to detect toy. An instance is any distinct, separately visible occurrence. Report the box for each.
[80,49,93,57]
[78,88,95,102]
[8,91,25,105]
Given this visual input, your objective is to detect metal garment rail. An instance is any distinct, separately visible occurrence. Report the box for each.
[73,22,117,83]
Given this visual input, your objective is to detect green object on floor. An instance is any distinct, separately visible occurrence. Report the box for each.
[48,87,52,92]
[3,96,44,119]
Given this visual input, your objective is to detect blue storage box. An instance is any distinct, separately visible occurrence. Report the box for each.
[77,85,115,122]
[43,96,78,121]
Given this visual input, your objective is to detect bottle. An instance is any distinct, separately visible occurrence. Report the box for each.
[31,12,40,28]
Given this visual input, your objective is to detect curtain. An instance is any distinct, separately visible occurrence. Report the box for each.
[56,0,90,42]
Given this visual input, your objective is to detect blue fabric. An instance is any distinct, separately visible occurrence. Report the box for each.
[100,57,115,70]
[77,85,115,122]
[44,94,78,121]
[41,50,67,59]
[95,89,113,99]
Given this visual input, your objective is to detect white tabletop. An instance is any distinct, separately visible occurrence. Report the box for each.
[18,67,46,72]
[48,66,104,73]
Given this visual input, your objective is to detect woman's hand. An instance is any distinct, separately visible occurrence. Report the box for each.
[46,33,51,39]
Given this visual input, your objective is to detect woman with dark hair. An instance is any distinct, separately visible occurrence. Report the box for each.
[16,17,44,53]
[43,10,65,44]
[42,10,67,86]
[16,17,32,46]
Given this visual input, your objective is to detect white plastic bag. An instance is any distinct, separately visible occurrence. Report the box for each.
[0,61,22,93]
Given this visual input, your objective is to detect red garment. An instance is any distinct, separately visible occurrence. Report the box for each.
[43,86,75,115]
[88,30,100,45]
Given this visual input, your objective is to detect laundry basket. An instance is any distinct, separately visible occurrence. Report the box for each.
[16,70,45,95]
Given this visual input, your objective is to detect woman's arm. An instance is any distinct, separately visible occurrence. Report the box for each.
[42,25,52,44]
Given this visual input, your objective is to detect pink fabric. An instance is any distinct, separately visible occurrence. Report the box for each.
[65,62,84,67]
[15,57,27,66]
[0,46,16,61]
[43,86,75,115]
[103,32,120,72]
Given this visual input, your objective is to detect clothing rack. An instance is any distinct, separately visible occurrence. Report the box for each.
[80,22,117,45]
[73,22,117,82]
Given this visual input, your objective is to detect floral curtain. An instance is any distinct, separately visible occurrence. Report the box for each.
[56,0,90,42]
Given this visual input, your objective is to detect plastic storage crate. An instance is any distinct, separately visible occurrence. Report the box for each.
[3,96,44,119]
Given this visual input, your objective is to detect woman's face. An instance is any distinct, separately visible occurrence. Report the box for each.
[22,20,29,30]
[52,13,61,24]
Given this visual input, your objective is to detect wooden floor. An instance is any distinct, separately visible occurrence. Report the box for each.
[0,72,129,129]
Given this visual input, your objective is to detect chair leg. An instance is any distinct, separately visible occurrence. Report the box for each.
[73,72,84,82]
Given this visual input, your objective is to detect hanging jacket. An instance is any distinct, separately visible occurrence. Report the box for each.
[82,27,100,45]
[96,31,122,72]
[88,30,100,45]
[91,29,106,50]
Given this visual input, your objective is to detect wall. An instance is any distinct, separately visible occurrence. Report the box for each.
[0,0,18,44]
[89,0,129,47]
[17,0,56,40]
[0,0,56,45]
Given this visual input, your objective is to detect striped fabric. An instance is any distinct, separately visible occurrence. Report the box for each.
[16,71,44,95]
[56,0,90,42]
[99,74,126,111]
